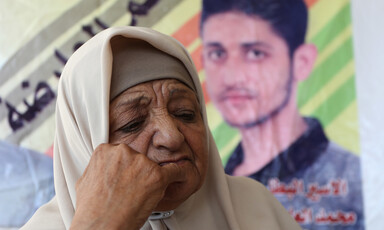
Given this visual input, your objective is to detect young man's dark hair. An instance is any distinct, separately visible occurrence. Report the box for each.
[200,0,308,55]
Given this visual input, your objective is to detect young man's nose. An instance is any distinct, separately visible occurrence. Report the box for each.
[222,58,248,86]
[151,113,184,152]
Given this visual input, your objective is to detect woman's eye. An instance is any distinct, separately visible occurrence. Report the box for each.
[175,111,196,122]
[245,49,266,61]
[118,119,144,133]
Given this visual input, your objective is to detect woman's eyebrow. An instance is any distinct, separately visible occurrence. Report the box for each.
[169,87,200,107]
[169,88,194,98]
[115,95,151,110]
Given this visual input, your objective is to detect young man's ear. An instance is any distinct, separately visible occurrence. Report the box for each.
[292,43,318,81]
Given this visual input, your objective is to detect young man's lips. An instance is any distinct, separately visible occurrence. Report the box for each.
[219,93,255,102]
[218,89,256,101]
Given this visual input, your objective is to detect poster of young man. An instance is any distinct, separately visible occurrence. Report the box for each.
[200,0,363,229]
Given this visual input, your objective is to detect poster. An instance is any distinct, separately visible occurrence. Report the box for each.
[200,0,362,229]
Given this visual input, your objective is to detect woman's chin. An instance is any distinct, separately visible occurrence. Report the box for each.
[155,181,200,211]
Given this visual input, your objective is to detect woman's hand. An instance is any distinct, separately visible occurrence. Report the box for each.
[70,143,186,230]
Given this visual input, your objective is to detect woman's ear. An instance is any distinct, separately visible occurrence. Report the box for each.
[292,43,318,81]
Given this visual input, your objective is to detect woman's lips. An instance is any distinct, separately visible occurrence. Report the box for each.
[158,158,191,166]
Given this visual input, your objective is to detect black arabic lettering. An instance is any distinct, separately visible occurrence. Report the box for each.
[76,18,110,51]
[73,42,84,52]
[128,0,159,26]
[54,49,68,65]
[22,81,29,88]
[33,81,55,111]
[95,17,108,29]
[6,81,55,132]
[53,18,110,78]
[82,24,96,37]
[82,18,109,37]
[54,49,69,77]
[6,101,24,131]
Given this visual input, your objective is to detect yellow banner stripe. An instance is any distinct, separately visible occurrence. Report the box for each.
[206,102,224,130]
[151,0,201,35]
[325,101,360,155]
[220,133,241,162]
[314,24,352,69]
[307,0,349,41]
[112,13,131,27]
[187,37,201,55]
[198,69,205,84]
[300,60,354,115]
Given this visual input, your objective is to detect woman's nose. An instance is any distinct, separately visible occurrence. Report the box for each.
[151,112,184,152]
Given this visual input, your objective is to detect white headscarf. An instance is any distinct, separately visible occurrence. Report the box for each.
[21,26,301,230]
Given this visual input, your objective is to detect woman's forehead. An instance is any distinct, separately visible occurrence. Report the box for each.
[111,79,197,106]
[124,79,192,94]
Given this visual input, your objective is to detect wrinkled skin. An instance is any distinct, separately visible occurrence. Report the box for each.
[71,79,208,230]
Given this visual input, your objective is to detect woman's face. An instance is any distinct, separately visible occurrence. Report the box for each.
[109,79,208,210]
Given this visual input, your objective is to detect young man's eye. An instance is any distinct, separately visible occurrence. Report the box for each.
[117,119,145,133]
[208,49,227,61]
[245,49,266,60]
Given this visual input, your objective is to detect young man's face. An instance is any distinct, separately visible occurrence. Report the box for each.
[202,12,293,128]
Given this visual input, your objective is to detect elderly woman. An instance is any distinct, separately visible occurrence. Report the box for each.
[21,27,301,230]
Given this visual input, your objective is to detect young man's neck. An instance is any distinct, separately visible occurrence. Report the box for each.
[232,106,307,176]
